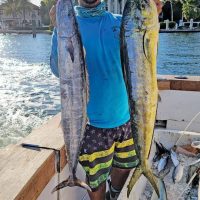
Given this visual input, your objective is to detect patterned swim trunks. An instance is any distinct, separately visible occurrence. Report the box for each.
[79,120,139,191]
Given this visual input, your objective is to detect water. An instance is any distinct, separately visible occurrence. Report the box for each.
[0,34,60,148]
[0,32,200,148]
[157,32,200,75]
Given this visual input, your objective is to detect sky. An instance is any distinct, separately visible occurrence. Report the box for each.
[30,0,41,6]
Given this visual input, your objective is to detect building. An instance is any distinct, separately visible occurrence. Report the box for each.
[0,2,41,30]
[107,0,126,14]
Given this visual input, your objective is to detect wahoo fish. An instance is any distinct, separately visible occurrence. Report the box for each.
[52,0,90,192]
[120,0,160,197]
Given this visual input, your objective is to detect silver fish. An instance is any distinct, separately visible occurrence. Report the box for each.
[151,166,169,200]
[151,178,167,200]
[172,163,184,183]
[170,148,179,167]
[153,141,169,162]
[52,0,90,192]
[157,154,169,173]
[120,0,160,197]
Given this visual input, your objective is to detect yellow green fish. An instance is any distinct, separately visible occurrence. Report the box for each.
[120,0,160,197]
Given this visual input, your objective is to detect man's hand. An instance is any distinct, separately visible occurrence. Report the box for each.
[49,5,56,27]
[153,0,163,15]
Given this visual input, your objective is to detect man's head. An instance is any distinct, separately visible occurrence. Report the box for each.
[78,0,100,8]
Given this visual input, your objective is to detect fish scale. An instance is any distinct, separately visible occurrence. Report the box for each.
[52,0,90,193]
[120,0,160,197]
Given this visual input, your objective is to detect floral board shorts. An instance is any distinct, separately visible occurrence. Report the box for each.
[79,120,139,191]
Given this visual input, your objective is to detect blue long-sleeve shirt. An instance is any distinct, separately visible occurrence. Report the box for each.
[50,11,130,128]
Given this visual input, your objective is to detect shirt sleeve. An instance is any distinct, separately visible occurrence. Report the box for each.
[50,28,59,78]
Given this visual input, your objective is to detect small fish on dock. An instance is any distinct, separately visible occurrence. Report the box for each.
[172,163,184,183]
[153,141,169,162]
[170,148,179,167]
[150,168,169,200]
[157,153,169,173]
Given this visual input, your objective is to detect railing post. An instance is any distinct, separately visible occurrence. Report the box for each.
[165,19,169,30]
[189,19,193,30]
[114,0,118,13]
[121,0,125,14]
[107,0,112,12]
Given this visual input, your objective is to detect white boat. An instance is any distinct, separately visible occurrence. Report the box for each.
[0,75,200,200]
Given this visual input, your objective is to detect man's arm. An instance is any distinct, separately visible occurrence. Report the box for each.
[154,0,163,15]
[50,28,59,78]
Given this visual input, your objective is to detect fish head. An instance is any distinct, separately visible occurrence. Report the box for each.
[56,0,76,38]
[133,0,159,31]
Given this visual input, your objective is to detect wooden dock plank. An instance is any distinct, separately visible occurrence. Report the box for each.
[0,114,67,200]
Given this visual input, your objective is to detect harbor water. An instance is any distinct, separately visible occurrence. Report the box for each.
[0,32,200,148]
[0,34,60,147]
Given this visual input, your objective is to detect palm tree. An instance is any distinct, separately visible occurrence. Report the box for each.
[3,0,18,18]
[16,0,32,27]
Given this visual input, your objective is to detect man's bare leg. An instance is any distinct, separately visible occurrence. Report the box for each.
[88,182,106,200]
[111,167,131,190]
[105,167,132,200]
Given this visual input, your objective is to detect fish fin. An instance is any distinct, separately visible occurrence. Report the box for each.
[144,168,160,198]
[51,176,91,193]
[127,167,142,197]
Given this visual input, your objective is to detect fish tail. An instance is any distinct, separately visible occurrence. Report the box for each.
[151,178,167,200]
[144,168,160,198]
[51,176,91,193]
[127,166,160,198]
[127,167,142,197]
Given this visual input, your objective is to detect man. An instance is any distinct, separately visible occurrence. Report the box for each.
[50,1,162,200]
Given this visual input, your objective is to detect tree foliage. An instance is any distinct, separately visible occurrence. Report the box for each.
[3,0,18,18]
[162,0,200,21]
[3,0,31,19]
[17,0,32,21]
[40,0,55,25]
[181,0,200,20]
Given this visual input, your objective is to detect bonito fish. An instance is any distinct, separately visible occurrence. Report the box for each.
[120,0,160,197]
[52,0,90,192]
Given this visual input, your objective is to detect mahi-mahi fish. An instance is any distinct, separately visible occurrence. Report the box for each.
[52,0,90,192]
[120,0,160,197]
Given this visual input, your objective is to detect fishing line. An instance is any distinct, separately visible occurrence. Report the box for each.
[55,150,61,200]
[175,111,200,146]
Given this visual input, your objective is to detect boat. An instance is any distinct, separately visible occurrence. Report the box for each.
[0,75,200,200]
